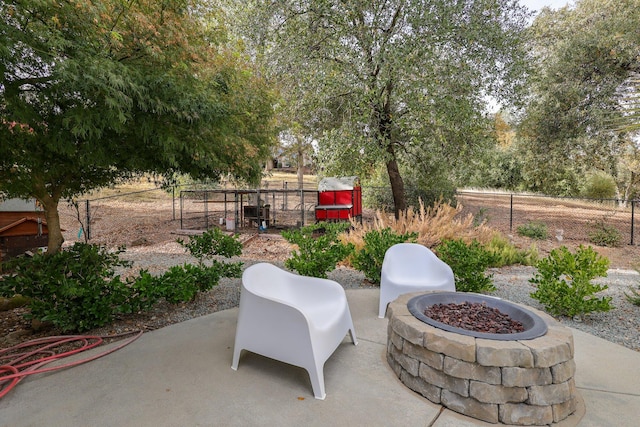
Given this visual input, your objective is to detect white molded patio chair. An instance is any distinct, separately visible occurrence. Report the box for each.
[231,263,357,400]
[378,243,455,318]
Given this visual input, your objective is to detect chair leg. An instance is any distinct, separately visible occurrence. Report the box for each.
[346,317,358,345]
[349,327,358,345]
[231,346,242,370]
[378,301,387,318]
[307,362,326,400]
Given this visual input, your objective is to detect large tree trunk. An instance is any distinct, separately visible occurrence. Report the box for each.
[42,198,64,254]
[385,143,406,218]
[377,80,406,218]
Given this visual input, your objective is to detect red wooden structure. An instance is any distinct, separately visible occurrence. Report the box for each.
[314,177,362,222]
[0,199,48,260]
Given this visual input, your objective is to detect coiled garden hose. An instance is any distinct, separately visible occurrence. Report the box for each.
[0,330,143,399]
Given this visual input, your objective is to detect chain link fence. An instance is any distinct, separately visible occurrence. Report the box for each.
[178,188,317,231]
[60,187,175,247]
[60,184,640,247]
[456,191,639,246]
[354,186,640,246]
[59,181,319,246]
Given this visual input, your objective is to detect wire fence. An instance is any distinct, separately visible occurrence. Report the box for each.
[178,188,317,231]
[60,187,175,247]
[456,191,639,246]
[62,184,640,246]
[60,182,320,245]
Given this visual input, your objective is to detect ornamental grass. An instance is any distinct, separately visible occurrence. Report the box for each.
[342,199,496,251]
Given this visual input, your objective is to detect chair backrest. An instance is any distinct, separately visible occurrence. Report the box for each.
[383,243,446,276]
[242,263,347,310]
[242,263,298,299]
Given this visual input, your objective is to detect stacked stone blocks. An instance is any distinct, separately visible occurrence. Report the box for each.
[386,293,578,426]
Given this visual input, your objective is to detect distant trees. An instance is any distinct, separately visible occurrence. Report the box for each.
[236,0,530,214]
[0,0,275,252]
[519,0,640,199]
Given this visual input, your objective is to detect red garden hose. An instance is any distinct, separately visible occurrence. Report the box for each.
[0,330,143,399]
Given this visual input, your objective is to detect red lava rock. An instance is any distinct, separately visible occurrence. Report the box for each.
[423,301,525,334]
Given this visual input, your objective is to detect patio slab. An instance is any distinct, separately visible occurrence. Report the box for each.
[0,289,638,426]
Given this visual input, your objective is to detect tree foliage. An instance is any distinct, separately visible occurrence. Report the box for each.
[0,0,275,252]
[519,0,640,197]
[236,0,529,214]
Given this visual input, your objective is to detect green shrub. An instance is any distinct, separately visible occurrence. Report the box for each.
[484,234,538,267]
[159,262,242,304]
[351,228,418,283]
[436,239,496,293]
[282,222,354,278]
[516,221,548,240]
[161,228,244,302]
[624,267,640,306]
[472,207,489,227]
[177,227,243,265]
[588,221,622,247]
[625,285,640,306]
[118,269,162,314]
[582,171,617,199]
[0,231,245,332]
[530,245,612,318]
[0,243,134,332]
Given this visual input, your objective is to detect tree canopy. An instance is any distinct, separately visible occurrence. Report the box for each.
[519,0,640,197]
[236,0,530,213]
[0,0,275,252]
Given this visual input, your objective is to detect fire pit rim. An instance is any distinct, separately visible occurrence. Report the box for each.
[407,291,548,341]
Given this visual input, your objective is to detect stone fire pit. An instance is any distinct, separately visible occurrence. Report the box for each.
[386,292,581,426]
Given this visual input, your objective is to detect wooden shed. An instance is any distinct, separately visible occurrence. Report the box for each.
[0,199,48,260]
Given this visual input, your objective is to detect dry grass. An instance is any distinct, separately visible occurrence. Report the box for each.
[343,199,497,250]
[262,171,318,189]
[82,176,171,202]
[84,171,317,202]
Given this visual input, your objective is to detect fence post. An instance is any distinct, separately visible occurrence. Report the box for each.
[180,191,184,230]
[509,194,513,232]
[272,191,276,226]
[234,189,239,232]
[204,190,209,229]
[301,189,305,227]
[631,200,635,245]
[257,188,261,230]
[85,199,91,240]
[283,182,288,210]
[172,186,176,221]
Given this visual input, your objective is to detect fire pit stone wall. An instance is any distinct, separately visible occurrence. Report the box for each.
[386,292,581,426]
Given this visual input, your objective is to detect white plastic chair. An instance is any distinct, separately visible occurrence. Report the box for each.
[231,263,357,400]
[378,243,455,318]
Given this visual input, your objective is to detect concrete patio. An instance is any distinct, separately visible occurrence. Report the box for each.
[1,289,638,426]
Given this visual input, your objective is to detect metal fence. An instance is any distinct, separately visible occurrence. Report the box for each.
[178,188,317,231]
[61,184,640,247]
[60,182,319,245]
[60,187,175,246]
[353,186,640,246]
[456,191,639,246]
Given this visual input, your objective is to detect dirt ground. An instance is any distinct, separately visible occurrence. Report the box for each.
[2,191,639,351]
[456,192,640,269]
[55,194,640,270]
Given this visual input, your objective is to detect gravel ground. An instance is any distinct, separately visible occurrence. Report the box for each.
[117,244,640,353]
[3,240,639,353]
[489,266,640,352]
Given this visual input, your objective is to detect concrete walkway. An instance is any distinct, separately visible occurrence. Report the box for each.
[1,290,638,426]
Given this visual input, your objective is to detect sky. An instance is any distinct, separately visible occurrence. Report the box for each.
[519,0,571,13]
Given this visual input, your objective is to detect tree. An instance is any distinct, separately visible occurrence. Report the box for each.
[279,126,315,188]
[238,0,530,215]
[0,0,275,253]
[519,0,640,198]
